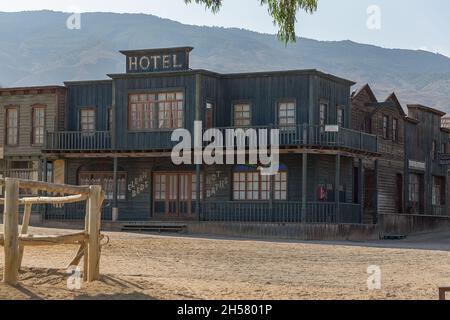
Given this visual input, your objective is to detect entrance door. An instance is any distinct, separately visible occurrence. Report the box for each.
[153,172,197,219]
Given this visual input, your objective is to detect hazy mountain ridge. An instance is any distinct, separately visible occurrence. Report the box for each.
[1,10,450,113]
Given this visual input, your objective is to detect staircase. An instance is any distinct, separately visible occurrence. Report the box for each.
[120,222,187,233]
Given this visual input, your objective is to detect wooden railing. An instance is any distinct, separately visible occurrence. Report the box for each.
[200,201,361,224]
[45,131,111,151]
[205,125,378,154]
[45,125,378,153]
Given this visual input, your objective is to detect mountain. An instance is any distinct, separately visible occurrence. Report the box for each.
[1,10,450,113]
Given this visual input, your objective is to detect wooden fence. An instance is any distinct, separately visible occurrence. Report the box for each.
[0,178,105,285]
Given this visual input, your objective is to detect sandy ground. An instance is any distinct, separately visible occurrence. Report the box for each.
[1,225,450,300]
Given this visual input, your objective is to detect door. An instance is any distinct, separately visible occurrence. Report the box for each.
[153,172,197,219]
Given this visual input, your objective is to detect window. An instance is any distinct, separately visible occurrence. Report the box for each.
[337,107,344,127]
[32,106,45,145]
[432,140,437,160]
[233,170,287,201]
[409,173,420,203]
[432,176,443,206]
[382,115,389,139]
[107,107,113,131]
[128,91,184,130]
[392,118,398,142]
[233,103,251,127]
[278,101,296,129]
[80,108,95,133]
[319,102,328,127]
[79,172,126,200]
[6,107,18,146]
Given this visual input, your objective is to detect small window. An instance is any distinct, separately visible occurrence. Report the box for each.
[382,115,389,139]
[205,102,214,129]
[233,170,287,201]
[278,101,296,129]
[32,106,46,145]
[80,108,95,133]
[234,103,251,127]
[337,107,344,127]
[392,118,399,142]
[6,107,18,146]
[432,140,437,160]
[409,173,420,203]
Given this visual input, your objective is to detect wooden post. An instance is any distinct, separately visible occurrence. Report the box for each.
[83,199,89,282]
[374,159,379,224]
[359,158,364,224]
[86,185,103,282]
[335,154,341,222]
[301,153,308,222]
[3,178,20,285]
[112,156,118,221]
[17,204,32,270]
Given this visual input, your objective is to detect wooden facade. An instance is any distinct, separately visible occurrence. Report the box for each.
[351,84,450,220]
[1,47,448,225]
[0,86,66,182]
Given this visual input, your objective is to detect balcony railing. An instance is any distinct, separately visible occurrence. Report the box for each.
[205,125,378,154]
[200,201,361,224]
[45,131,112,151]
[45,125,378,154]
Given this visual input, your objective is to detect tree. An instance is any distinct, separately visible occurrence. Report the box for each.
[184,0,318,44]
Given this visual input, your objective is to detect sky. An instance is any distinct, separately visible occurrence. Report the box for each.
[1,0,449,57]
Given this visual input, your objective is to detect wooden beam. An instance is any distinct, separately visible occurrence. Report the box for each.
[0,179,90,195]
[3,178,20,285]
[0,232,86,247]
[86,185,103,282]
[0,194,88,205]
[17,204,32,270]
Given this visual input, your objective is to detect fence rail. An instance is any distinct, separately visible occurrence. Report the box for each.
[45,131,111,151]
[200,201,361,224]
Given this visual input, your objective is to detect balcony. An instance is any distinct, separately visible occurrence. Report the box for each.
[45,131,112,152]
[44,125,378,154]
[206,125,378,154]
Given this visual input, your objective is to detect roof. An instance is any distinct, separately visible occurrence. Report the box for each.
[0,85,66,93]
[64,79,113,86]
[384,92,406,117]
[407,104,446,117]
[107,68,356,85]
[119,47,194,56]
[351,84,377,102]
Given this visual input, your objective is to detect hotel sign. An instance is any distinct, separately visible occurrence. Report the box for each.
[121,47,193,73]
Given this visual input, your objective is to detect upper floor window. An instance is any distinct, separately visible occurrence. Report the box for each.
[319,102,328,127]
[32,106,46,145]
[432,140,437,160]
[205,102,214,129]
[392,118,399,142]
[107,107,113,131]
[234,103,251,127]
[6,107,18,146]
[278,101,296,129]
[80,108,95,133]
[337,107,344,127]
[382,115,389,139]
[129,92,184,130]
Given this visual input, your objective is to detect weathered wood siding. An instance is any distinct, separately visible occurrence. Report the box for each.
[0,87,66,157]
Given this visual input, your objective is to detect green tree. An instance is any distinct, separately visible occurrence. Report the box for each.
[184,0,318,44]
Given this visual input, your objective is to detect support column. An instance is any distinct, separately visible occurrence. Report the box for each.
[269,174,274,222]
[195,72,202,219]
[335,154,341,222]
[359,158,364,224]
[302,153,308,222]
[374,159,379,224]
[112,156,118,222]
[3,178,19,285]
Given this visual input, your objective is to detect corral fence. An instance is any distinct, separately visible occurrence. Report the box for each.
[0,178,105,285]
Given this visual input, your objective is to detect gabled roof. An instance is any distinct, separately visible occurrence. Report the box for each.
[351,83,377,103]
[384,92,407,117]
[407,104,446,117]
